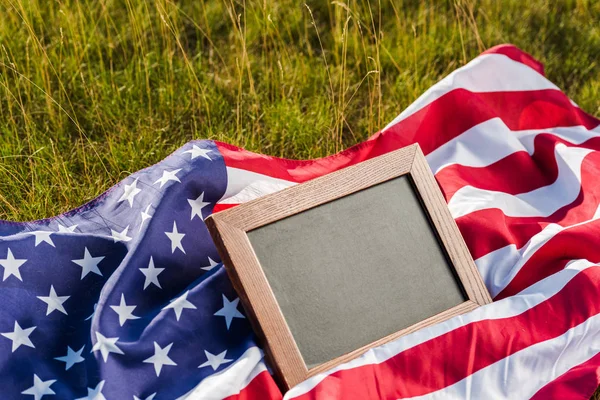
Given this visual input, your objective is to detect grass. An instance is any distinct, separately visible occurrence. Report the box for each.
[0,0,599,397]
[0,0,598,222]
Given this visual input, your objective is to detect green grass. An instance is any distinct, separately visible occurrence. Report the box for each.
[0,1,599,397]
[0,0,598,221]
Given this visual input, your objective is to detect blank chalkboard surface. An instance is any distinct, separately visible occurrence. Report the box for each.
[206,144,492,391]
[247,176,466,369]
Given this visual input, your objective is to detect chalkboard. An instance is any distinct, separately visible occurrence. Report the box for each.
[247,176,466,369]
[206,144,492,391]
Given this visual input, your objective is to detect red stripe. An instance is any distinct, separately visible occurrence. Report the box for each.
[218,90,599,183]
[496,217,600,300]
[223,370,282,400]
[216,138,379,184]
[213,203,238,213]
[530,352,600,400]
[371,89,599,157]
[437,134,600,202]
[459,207,560,262]
[457,150,600,261]
[291,266,600,400]
[481,44,545,76]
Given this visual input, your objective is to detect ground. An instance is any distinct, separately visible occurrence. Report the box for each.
[0,0,599,396]
[0,0,598,221]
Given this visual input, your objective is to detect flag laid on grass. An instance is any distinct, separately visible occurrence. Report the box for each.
[1,44,599,400]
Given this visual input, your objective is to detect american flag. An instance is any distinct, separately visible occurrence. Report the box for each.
[1,44,599,400]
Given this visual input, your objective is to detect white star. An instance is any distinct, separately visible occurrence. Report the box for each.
[110,294,140,326]
[134,394,156,400]
[72,247,105,279]
[22,374,56,400]
[92,332,124,362]
[140,257,164,290]
[1,321,36,352]
[139,204,153,232]
[118,178,142,207]
[28,231,55,247]
[165,221,186,254]
[198,350,232,371]
[163,290,196,321]
[154,169,182,188]
[76,381,106,400]
[188,192,211,221]
[201,257,220,271]
[183,145,213,161]
[143,342,177,377]
[37,285,70,316]
[214,295,245,330]
[0,248,27,281]
[55,345,85,370]
[111,225,132,242]
[57,223,78,233]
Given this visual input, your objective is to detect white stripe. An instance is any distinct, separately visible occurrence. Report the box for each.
[427,119,600,174]
[448,144,592,219]
[405,304,600,399]
[477,204,600,297]
[285,260,596,399]
[220,123,599,209]
[383,54,558,131]
[219,167,295,204]
[475,226,561,298]
[176,346,267,400]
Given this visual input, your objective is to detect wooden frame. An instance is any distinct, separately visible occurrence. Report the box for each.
[205,144,492,391]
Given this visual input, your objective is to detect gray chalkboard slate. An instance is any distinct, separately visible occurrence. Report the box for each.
[247,176,466,369]
[205,144,492,391]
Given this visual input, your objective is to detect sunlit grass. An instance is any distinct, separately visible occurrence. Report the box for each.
[0,0,598,221]
[0,0,599,397]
